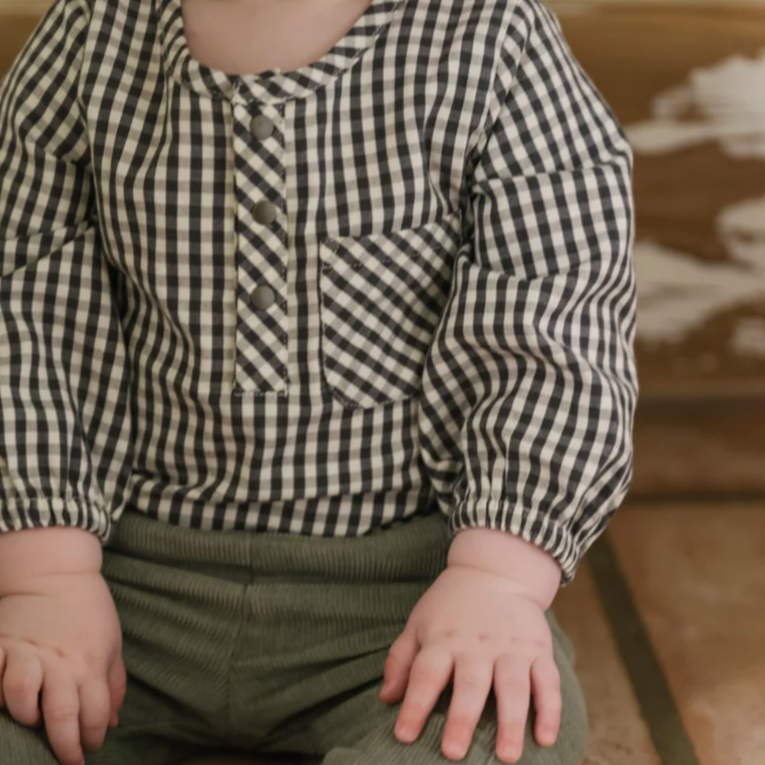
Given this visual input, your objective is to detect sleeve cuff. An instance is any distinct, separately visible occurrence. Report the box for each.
[0,497,113,543]
[448,496,583,587]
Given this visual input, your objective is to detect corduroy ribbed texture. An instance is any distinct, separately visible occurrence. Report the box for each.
[0,510,587,764]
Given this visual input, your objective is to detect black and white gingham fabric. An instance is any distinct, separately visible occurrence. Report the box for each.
[0,0,636,585]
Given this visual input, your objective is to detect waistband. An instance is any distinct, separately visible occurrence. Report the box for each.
[108,507,452,583]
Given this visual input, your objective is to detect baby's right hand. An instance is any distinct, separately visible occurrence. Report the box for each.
[0,570,126,765]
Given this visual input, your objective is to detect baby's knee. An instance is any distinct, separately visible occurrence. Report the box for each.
[0,710,59,765]
[552,672,589,765]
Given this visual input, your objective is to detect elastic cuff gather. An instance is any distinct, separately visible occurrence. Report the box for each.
[0,496,112,542]
[448,495,580,586]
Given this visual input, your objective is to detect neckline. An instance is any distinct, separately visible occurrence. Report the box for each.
[153,0,404,103]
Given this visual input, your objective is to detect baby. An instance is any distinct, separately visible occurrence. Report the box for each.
[0,0,637,763]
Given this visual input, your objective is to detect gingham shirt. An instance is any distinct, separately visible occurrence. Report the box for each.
[0,0,636,586]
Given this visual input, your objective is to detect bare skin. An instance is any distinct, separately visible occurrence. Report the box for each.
[181,0,374,76]
[377,528,562,763]
[0,528,123,765]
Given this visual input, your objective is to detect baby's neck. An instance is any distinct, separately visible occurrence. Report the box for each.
[181,0,375,77]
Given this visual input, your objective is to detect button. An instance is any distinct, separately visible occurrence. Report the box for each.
[250,115,274,141]
[252,200,277,225]
[250,285,276,310]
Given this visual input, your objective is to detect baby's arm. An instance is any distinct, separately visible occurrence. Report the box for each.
[448,526,561,612]
[0,0,135,762]
[0,1,133,539]
[386,0,636,761]
[381,530,563,764]
[419,0,637,591]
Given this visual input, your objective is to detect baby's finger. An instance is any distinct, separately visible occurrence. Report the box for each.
[395,644,453,745]
[380,629,418,703]
[494,655,532,763]
[41,667,84,765]
[107,658,127,728]
[441,657,493,760]
[79,680,111,752]
[530,655,561,747]
[0,645,7,707]
[3,647,43,727]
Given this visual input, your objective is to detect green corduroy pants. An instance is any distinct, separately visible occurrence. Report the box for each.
[0,510,588,765]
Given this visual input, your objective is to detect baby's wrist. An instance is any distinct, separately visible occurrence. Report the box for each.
[447,527,561,611]
[0,526,102,597]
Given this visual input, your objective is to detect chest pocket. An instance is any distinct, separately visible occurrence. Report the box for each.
[319,212,463,408]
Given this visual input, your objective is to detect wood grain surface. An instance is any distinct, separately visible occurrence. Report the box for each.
[632,397,765,496]
[555,4,765,399]
[606,504,765,765]
[553,3,765,496]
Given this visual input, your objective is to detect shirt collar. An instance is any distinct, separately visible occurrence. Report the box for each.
[153,0,405,103]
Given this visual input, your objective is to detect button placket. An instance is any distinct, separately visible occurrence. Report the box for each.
[249,110,279,314]
[232,100,289,393]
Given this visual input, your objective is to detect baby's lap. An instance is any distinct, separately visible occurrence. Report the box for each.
[0,609,586,765]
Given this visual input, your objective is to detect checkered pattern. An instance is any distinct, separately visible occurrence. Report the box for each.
[0,0,636,585]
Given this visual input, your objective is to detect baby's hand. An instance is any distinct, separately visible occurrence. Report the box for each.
[379,565,560,763]
[0,526,126,765]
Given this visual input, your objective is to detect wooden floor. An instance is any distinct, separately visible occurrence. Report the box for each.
[554,501,765,765]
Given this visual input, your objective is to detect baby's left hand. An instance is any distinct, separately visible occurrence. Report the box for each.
[379,565,560,763]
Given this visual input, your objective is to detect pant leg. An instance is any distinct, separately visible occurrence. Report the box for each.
[0,512,258,765]
[0,710,60,765]
[264,608,587,765]
[89,527,257,765]
[0,671,204,765]
[84,676,211,765]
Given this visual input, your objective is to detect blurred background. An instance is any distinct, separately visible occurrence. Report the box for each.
[551,0,765,501]
[2,0,764,763]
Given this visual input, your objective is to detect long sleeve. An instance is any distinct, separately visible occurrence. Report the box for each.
[418,0,637,587]
[0,0,133,539]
